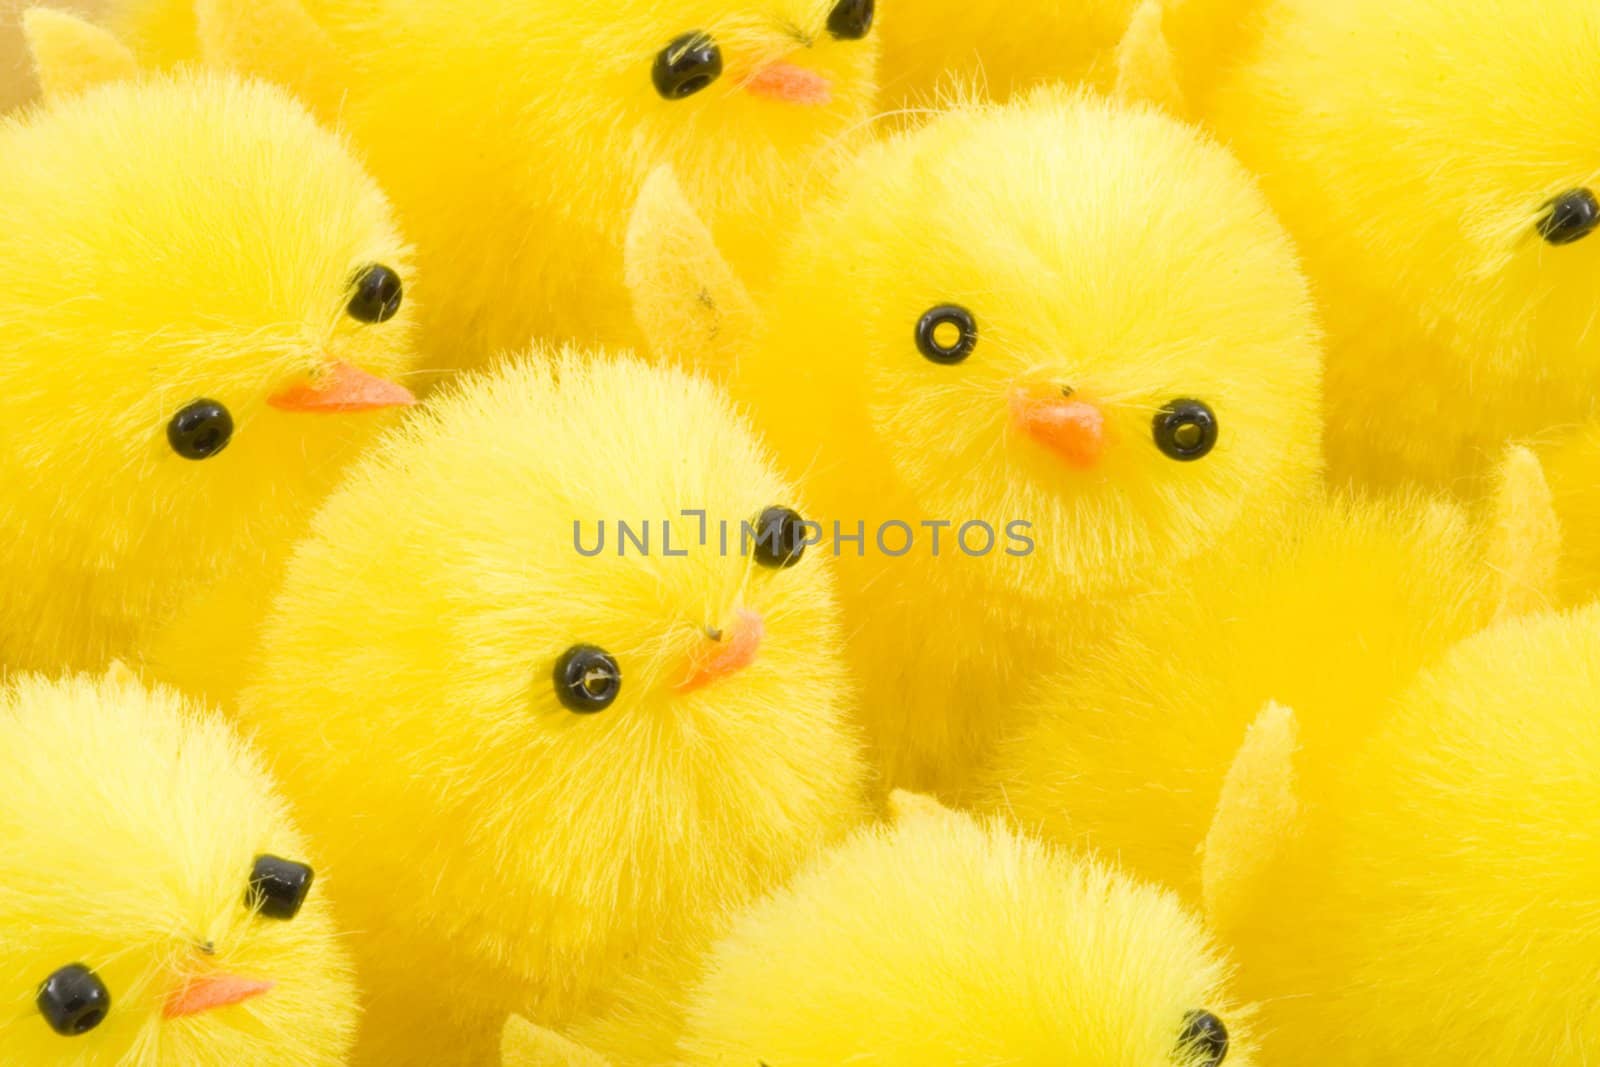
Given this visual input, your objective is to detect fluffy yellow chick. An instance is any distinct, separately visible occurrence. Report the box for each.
[721,86,1322,797]
[876,0,1240,110]
[0,13,417,683]
[236,354,871,1065]
[0,668,356,1065]
[1192,0,1600,487]
[982,451,1556,903]
[1217,604,1600,1063]
[112,0,880,373]
[508,794,1253,1066]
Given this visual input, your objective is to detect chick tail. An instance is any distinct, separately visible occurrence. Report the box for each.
[22,7,139,100]
[624,165,757,381]
[1483,444,1563,621]
[501,1015,613,1067]
[1113,0,1186,117]
[1201,701,1299,937]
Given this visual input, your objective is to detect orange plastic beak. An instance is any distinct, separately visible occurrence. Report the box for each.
[268,361,416,413]
[676,610,764,692]
[163,976,274,1020]
[1010,388,1108,470]
[744,62,833,106]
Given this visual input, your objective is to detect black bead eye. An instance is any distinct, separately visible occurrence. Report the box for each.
[916,304,977,365]
[653,32,723,100]
[1177,1010,1229,1066]
[1153,399,1218,461]
[555,645,622,713]
[167,399,234,460]
[247,854,315,920]
[347,264,404,323]
[827,0,875,39]
[37,964,110,1036]
[753,506,807,569]
[1538,188,1600,246]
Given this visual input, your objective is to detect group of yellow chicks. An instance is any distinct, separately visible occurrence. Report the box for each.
[4,0,1600,1063]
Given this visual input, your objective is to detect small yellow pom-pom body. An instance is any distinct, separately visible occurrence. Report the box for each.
[238,353,870,1064]
[0,70,416,683]
[982,490,1502,901]
[1235,605,1600,1062]
[734,87,1322,797]
[673,799,1256,1065]
[0,671,357,1065]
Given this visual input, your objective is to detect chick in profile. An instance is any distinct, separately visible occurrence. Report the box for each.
[507,794,1252,1067]
[1215,604,1600,1063]
[112,0,880,373]
[0,668,356,1065]
[982,449,1558,903]
[1186,0,1600,486]
[708,85,1323,797]
[237,354,871,1065]
[0,11,417,682]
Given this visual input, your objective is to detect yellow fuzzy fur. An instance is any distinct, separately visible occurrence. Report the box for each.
[112,0,879,376]
[1224,605,1600,1062]
[875,0,1242,110]
[0,40,416,688]
[980,487,1516,902]
[731,87,1322,797]
[511,795,1254,1066]
[1197,0,1600,487]
[0,670,357,1065]
[236,354,871,1065]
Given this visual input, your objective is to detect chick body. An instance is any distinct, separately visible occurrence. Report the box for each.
[1199,0,1600,487]
[980,489,1508,902]
[237,354,871,1065]
[115,0,879,376]
[525,796,1253,1066]
[733,87,1323,798]
[0,63,417,686]
[1540,422,1600,607]
[0,670,356,1065]
[1229,605,1600,1062]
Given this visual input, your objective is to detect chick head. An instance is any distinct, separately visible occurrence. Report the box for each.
[0,669,355,1066]
[240,353,867,1018]
[0,65,416,670]
[753,87,1321,603]
[1209,0,1600,472]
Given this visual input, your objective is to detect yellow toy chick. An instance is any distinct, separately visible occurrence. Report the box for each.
[695,85,1323,798]
[982,448,1559,904]
[236,354,871,1065]
[0,668,356,1065]
[1539,421,1600,607]
[113,0,880,373]
[0,11,417,683]
[1190,0,1600,487]
[1215,604,1600,1063]
[506,794,1252,1066]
